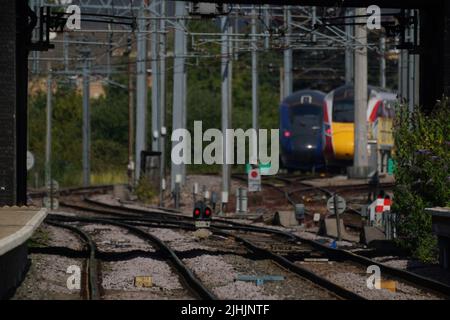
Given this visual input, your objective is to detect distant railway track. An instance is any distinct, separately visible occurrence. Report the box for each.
[231,173,388,220]
[28,184,114,198]
[54,197,450,299]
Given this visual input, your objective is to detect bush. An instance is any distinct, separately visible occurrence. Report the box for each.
[134,176,158,204]
[393,99,450,262]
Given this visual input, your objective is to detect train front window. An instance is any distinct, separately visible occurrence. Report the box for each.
[289,106,322,135]
[333,100,354,123]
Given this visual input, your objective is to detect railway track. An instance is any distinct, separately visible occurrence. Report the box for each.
[232,173,394,230]
[51,197,450,299]
[44,220,100,300]
[47,214,348,299]
[28,184,115,198]
[45,216,216,300]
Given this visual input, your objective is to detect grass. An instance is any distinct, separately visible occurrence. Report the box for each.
[29,169,129,188]
[28,228,50,248]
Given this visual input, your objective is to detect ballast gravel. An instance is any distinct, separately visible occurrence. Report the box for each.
[80,224,156,253]
[12,254,83,300]
[37,223,84,251]
[101,257,184,291]
[298,261,443,300]
[144,227,213,252]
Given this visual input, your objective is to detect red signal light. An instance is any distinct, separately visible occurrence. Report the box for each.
[205,207,212,217]
[251,170,258,178]
[284,130,292,138]
[194,208,201,216]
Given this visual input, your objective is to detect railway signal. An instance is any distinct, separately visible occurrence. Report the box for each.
[193,200,212,228]
[248,166,261,192]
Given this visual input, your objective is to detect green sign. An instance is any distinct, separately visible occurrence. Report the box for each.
[387,158,395,176]
[245,162,271,175]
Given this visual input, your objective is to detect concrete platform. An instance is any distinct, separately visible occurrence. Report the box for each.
[0,207,47,298]
[301,174,395,188]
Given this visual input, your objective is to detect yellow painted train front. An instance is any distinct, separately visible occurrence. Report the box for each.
[323,85,397,167]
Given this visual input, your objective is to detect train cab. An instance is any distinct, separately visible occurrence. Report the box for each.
[280,90,326,171]
[323,85,397,167]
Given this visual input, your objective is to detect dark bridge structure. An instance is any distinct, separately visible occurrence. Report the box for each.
[0,0,449,206]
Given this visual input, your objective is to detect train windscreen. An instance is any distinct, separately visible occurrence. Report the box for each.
[290,106,322,136]
[332,100,354,123]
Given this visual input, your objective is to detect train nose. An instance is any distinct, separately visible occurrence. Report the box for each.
[332,124,354,160]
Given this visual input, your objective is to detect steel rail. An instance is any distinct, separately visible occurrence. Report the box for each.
[47,213,360,300]
[45,220,100,300]
[78,199,450,298]
[46,215,217,300]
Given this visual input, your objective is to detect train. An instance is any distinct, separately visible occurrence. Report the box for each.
[279,90,326,171]
[323,85,397,167]
[280,85,398,171]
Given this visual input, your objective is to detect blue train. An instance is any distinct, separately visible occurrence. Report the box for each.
[279,90,326,171]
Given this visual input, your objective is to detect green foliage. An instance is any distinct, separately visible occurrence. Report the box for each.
[28,80,129,187]
[134,176,158,204]
[393,99,450,262]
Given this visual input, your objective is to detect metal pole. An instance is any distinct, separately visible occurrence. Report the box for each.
[333,193,342,242]
[45,69,52,190]
[353,8,369,178]
[151,0,160,152]
[82,50,91,187]
[221,10,231,202]
[171,1,186,191]
[345,8,354,85]
[181,3,188,183]
[401,50,408,101]
[234,13,239,60]
[311,6,317,43]
[283,6,293,98]
[380,36,386,88]
[127,35,135,187]
[135,6,148,182]
[251,6,259,163]
[408,19,415,112]
[279,67,284,103]
[107,22,112,79]
[264,5,270,50]
[63,33,69,72]
[159,0,167,205]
